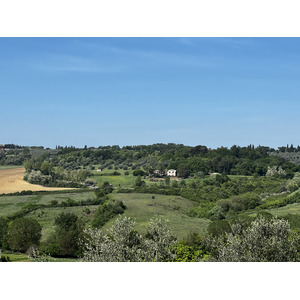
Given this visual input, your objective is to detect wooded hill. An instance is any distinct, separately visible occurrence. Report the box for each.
[16,143,300,177]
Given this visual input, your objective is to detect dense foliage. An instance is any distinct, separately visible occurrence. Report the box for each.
[207,216,300,262]
[0,217,8,248]
[2,143,300,178]
[40,212,84,257]
[91,197,126,228]
[18,143,300,177]
[82,216,177,262]
[6,218,42,253]
[79,214,300,262]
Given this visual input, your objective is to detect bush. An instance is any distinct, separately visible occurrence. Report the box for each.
[209,217,300,262]
[50,200,58,207]
[216,193,261,213]
[133,169,145,176]
[135,175,146,187]
[83,216,176,262]
[91,200,126,228]
[84,179,97,187]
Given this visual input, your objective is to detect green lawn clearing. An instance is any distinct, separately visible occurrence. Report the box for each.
[103,193,211,240]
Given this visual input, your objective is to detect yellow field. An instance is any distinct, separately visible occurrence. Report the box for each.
[0,167,73,194]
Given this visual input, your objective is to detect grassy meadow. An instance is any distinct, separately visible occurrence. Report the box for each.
[26,205,98,241]
[102,193,211,240]
[1,252,31,262]
[267,203,300,217]
[0,191,95,217]
[0,184,211,242]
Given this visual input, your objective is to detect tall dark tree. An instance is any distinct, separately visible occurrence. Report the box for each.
[7,218,42,252]
[53,212,84,257]
[177,164,190,178]
[0,217,8,248]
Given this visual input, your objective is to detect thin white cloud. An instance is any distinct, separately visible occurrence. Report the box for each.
[177,38,194,46]
[73,39,221,68]
[174,37,259,49]
[21,38,248,74]
[25,53,124,73]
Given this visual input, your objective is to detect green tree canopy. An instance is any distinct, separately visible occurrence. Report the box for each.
[0,217,8,248]
[40,161,52,175]
[7,218,42,252]
[209,216,300,262]
[43,212,84,258]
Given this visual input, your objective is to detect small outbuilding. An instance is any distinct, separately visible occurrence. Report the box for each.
[167,169,176,177]
[154,169,165,176]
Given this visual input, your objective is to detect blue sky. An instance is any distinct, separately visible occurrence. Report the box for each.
[1,37,299,149]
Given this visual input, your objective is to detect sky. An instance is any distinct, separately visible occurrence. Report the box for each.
[1,37,300,149]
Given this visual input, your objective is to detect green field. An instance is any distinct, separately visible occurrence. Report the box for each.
[1,252,31,262]
[0,185,210,242]
[103,193,211,240]
[0,165,22,170]
[0,190,97,241]
[267,203,300,217]
[26,205,98,241]
[0,252,80,262]
[0,191,95,217]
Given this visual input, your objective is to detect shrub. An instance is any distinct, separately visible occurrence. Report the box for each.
[133,169,145,176]
[83,216,176,262]
[209,217,300,262]
[50,200,58,207]
[91,200,126,228]
[84,179,97,187]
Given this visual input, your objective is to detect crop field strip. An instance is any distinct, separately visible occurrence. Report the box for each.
[0,167,74,194]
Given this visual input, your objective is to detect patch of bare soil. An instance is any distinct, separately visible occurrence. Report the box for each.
[0,167,73,194]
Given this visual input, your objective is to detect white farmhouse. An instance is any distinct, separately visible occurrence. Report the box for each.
[167,169,176,177]
[97,168,102,172]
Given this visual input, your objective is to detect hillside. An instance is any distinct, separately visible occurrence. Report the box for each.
[103,193,210,240]
[1,143,300,262]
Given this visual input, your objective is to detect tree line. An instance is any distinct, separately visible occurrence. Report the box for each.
[4,213,300,262]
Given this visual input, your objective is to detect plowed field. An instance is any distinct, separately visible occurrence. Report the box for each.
[0,167,73,194]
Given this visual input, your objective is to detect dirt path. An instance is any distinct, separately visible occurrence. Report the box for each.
[0,167,73,194]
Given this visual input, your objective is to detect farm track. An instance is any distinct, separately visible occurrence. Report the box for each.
[0,167,73,194]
